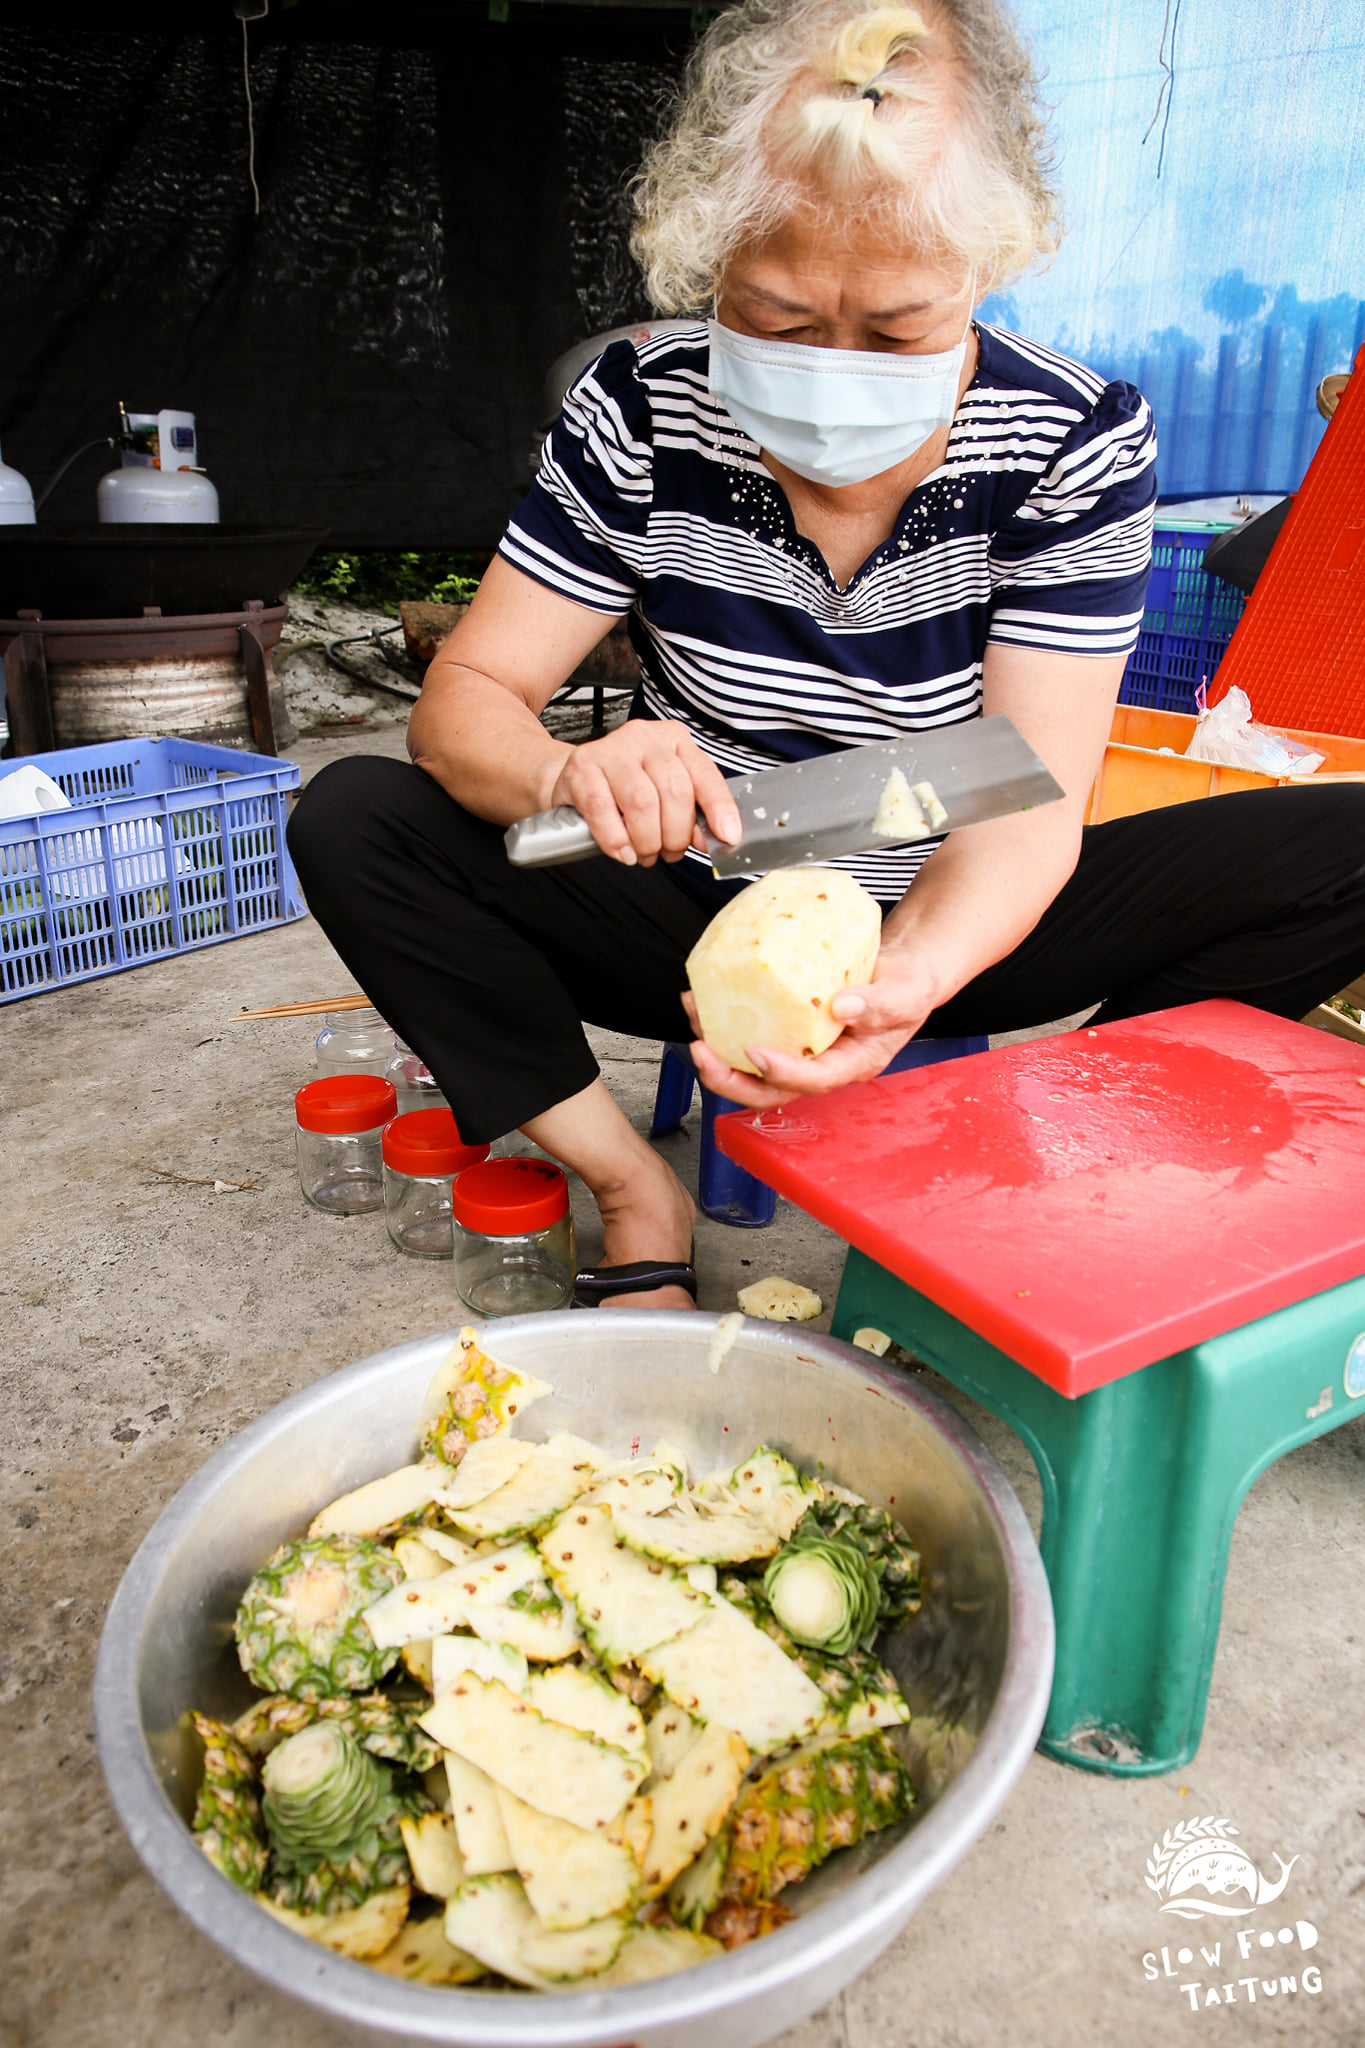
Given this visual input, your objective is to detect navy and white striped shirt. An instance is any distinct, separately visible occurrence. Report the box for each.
[502,320,1157,901]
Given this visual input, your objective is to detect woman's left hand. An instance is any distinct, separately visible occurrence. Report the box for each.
[683,943,941,1108]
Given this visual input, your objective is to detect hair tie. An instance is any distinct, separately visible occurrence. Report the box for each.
[861,84,884,104]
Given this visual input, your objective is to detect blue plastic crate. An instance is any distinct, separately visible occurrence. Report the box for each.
[1119,528,1249,715]
[0,736,304,1003]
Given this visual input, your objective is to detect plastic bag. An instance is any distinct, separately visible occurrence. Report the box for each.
[1184,685,1326,777]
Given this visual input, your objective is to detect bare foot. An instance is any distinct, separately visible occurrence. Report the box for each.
[593,1151,697,1311]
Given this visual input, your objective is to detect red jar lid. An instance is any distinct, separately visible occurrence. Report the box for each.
[383,1108,490,1177]
[451,1156,570,1234]
[296,1074,397,1135]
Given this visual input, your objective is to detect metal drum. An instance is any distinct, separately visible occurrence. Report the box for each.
[30,604,289,746]
[94,1311,1054,2048]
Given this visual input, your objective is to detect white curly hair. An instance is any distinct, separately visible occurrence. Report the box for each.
[630,0,1060,313]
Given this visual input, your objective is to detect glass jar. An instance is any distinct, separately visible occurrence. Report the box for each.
[451,1156,576,1316]
[315,1006,397,1080]
[384,1038,448,1117]
[295,1075,397,1214]
[383,1108,489,1259]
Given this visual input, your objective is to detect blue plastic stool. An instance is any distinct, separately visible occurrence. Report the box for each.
[650,1034,988,1226]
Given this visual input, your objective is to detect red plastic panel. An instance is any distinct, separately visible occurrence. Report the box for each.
[716,1002,1365,1397]
[1211,341,1365,737]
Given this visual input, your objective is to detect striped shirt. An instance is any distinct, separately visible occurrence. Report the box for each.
[501,319,1157,901]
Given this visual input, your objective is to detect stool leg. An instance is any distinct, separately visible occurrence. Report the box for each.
[649,1041,697,1139]
[832,1248,1365,1775]
[698,1082,777,1226]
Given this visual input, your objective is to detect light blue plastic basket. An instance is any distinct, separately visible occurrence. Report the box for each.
[0,737,304,1003]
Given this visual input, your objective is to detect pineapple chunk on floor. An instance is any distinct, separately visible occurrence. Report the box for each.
[420,1675,645,1832]
[443,1874,553,1989]
[420,1327,553,1468]
[399,1812,466,1899]
[519,1914,632,1981]
[539,1500,710,1664]
[736,1277,822,1323]
[444,1752,515,1874]
[573,1923,723,1987]
[643,1702,703,1790]
[307,1460,446,1540]
[258,1884,410,1959]
[639,1594,825,1754]
[719,1732,914,1904]
[496,1789,638,1930]
[611,1504,778,1568]
[640,1721,749,1897]
[369,1911,486,1984]
[526,1663,649,1768]
[445,1436,602,1541]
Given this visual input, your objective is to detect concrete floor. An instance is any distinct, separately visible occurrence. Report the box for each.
[2,722,1363,2048]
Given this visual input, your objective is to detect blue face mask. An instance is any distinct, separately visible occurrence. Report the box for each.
[707,309,973,489]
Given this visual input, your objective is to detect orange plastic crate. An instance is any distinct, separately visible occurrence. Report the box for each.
[1086,703,1365,825]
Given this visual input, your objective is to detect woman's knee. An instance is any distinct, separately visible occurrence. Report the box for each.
[287,755,419,880]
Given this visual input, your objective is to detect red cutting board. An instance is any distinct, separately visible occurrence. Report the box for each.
[716,1001,1365,1397]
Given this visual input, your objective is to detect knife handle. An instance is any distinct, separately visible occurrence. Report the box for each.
[504,806,602,867]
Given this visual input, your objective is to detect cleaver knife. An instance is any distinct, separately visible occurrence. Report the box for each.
[504,716,1063,876]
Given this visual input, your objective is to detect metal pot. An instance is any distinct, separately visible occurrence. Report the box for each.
[94,1312,1053,2048]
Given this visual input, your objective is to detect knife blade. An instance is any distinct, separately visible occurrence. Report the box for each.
[503,717,1063,874]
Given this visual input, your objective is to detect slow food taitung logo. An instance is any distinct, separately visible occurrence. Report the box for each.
[1140,1816,1324,2014]
[1146,1817,1297,1920]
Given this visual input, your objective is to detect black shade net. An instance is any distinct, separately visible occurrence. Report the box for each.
[0,5,689,548]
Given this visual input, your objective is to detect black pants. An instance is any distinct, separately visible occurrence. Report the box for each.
[287,757,1365,1147]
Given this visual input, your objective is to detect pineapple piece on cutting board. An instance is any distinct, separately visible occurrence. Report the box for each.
[685,867,881,1075]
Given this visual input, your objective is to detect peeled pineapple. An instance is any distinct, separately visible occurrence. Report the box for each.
[685,867,882,1074]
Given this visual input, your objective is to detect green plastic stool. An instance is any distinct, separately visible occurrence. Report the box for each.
[831,1249,1365,1775]
[713,1001,1365,1777]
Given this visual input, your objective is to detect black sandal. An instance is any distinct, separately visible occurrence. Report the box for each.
[572,1259,699,1309]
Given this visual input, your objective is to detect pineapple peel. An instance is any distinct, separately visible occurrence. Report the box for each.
[419,1328,553,1467]
[192,1353,925,1993]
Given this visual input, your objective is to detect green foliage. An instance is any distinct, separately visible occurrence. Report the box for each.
[293,551,486,615]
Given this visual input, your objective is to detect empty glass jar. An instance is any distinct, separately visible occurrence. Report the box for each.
[295,1075,397,1213]
[383,1108,489,1259]
[451,1156,575,1315]
[315,1005,396,1080]
[384,1038,448,1117]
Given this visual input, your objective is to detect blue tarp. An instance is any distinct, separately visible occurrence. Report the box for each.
[979,0,1365,497]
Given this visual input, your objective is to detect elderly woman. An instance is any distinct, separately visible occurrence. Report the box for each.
[290,0,1365,1310]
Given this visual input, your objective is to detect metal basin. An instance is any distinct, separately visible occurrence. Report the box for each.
[94,1312,1053,2048]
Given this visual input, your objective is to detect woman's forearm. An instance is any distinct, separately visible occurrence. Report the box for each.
[879,805,1083,1007]
[407,662,572,826]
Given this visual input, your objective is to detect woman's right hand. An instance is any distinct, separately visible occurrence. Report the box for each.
[546,718,742,867]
